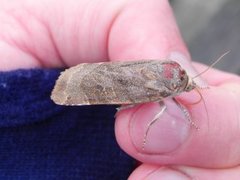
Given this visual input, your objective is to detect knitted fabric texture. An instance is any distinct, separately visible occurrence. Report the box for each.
[0,69,135,180]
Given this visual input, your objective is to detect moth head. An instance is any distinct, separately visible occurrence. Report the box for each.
[165,67,190,92]
[162,61,196,93]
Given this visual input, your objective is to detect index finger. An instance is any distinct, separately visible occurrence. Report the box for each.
[109,0,190,63]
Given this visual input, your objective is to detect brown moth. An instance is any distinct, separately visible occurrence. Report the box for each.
[51,52,229,150]
[51,60,197,106]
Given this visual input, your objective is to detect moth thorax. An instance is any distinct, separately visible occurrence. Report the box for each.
[185,77,197,92]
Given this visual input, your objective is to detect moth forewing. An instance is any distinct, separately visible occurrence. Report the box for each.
[51,60,192,105]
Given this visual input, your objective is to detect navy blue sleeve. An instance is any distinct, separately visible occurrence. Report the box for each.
[0,69,135,180]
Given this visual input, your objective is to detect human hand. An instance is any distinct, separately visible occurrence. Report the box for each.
[1,0,240,179]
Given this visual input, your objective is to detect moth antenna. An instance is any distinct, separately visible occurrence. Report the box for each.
[192,50,230,80]
[188,88,203,105]
[195,88,210,130]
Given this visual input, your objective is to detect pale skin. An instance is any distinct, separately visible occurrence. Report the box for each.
[1,0,240,179]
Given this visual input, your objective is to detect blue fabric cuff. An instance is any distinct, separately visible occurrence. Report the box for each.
[0,69,135,179]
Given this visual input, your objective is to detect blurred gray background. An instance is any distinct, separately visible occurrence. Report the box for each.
[170,0,240,75]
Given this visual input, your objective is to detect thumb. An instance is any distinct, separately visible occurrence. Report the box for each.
[115,65,240,168]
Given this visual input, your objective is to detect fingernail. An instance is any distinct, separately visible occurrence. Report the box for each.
[130,100,190,154]
[169,51,208,87]
[147,167,190,180]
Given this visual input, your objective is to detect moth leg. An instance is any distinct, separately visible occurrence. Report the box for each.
[173,98,199,130]
[142,99,199,150]
[142,101,167,150]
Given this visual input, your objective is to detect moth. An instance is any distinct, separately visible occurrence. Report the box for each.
[51,52,228,150]
[51,60,197,105]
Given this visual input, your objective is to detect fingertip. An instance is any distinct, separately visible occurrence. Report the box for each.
[129,164,240,180]
[108,0,188,61]
[129,164,191,180]
[128,164,160,180]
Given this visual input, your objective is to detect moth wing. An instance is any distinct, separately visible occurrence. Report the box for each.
[51,61,167,105]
